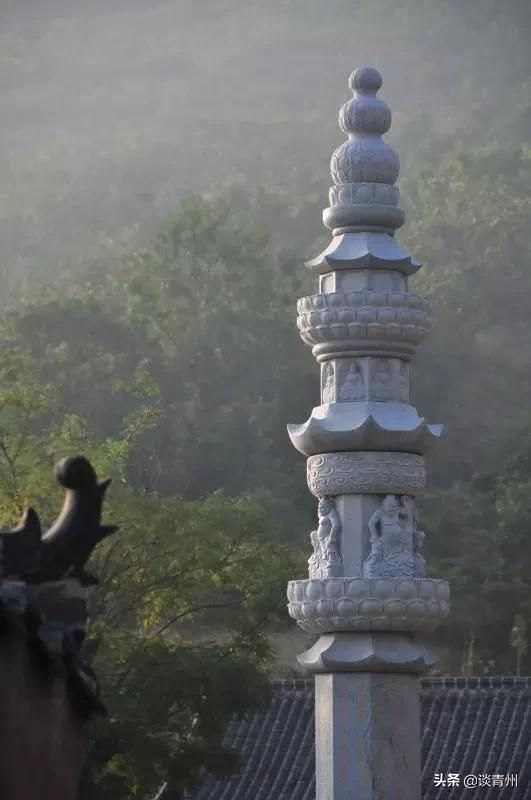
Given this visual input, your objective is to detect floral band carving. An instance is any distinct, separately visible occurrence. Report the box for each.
[307,452,426,497]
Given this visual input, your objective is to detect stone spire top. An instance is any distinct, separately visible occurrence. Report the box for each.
[324,66,404,236]
[339,67,391,136]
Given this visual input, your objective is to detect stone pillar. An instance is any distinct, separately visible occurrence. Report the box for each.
[286,67,450,800]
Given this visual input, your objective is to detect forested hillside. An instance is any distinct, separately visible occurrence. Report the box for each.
[1,0,531,797]
[1,0,531,292]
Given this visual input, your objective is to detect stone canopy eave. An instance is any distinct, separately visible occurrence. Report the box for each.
[305,232,422,276]
[287,402,443,456]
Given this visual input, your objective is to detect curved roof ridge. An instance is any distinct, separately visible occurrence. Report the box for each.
[271,676,531,690]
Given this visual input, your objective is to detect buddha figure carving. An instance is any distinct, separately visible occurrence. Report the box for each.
[372,359,393,400]
[322,364,335,404]
[339,362,365,401]
[399,362,409,403]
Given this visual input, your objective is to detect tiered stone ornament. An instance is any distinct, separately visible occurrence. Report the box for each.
[287,68,449,800]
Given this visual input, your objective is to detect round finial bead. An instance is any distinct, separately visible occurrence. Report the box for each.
[349,66,383,95]
[339,66,391,137]
[55,455,96,489]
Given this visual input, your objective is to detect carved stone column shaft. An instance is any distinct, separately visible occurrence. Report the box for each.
[315,672,421,800]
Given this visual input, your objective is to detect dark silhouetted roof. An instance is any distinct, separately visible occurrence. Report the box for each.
[190,677,531,800]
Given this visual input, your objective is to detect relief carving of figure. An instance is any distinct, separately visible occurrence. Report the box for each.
[403,495,426,577]
[362,494,425,578]
[339,362,365,401]
[322,363,335,404]
[372,359,393,401]
[399,362,409,403]
[308,498,342,578]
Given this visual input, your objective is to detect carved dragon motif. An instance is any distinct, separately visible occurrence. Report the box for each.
[0,455,118,586]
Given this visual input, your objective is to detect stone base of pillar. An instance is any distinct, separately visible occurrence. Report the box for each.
[315,671,422,800]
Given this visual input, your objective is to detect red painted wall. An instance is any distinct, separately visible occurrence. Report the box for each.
[0,635,86,800]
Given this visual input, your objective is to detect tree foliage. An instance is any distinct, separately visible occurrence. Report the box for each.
[1,2,531,784]
[0,331,298,799]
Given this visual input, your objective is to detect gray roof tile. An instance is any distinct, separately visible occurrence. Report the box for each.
[190,678,531,800]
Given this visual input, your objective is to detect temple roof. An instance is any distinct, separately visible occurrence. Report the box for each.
[190,677,531,800]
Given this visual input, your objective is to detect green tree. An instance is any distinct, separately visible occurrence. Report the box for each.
[0,337,299,799]
[82,487,296,799]
[5,193,317,534]
[422,411,531,675]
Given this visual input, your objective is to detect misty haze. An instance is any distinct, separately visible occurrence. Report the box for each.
[0,1,530,798]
